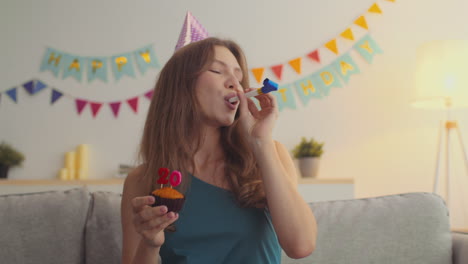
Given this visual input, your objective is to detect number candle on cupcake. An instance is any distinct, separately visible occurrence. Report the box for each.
[152,168,185,213]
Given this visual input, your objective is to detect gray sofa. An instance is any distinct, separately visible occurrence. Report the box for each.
[0,188,466,264]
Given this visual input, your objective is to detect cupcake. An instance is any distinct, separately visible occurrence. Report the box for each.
[151,168,185,212]
[150,187,185,212]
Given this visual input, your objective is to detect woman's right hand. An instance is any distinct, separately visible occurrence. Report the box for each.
[131,196,179,248]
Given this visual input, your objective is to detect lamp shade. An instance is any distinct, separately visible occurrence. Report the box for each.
[412,40,468,109]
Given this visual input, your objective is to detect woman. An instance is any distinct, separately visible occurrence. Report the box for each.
[121,37,317,264]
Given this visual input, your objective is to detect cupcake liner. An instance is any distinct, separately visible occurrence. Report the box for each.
[151,195,185,213]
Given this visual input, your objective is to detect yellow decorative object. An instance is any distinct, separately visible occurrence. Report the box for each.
[139,50,151,63]
[65,151,77,180]
[91,60,103,74]
[48,53,62,66]
[59,168,68,180]
[288,58,302,74]
[115,56,128,71]
[325,39,339,55]
[368,3,382,14]
[76,144,89,180]
[68,59,81,72]
[340,28,354,41]
[354,16,368,30]
[76,144,89,171]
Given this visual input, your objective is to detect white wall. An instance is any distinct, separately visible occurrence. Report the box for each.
[1,0,468,227]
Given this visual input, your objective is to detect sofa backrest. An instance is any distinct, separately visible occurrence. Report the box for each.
[282,192,452,264]
[0,188,90,264]
[85,191,122,264]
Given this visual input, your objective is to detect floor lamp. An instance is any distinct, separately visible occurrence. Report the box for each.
[412,40,468,229]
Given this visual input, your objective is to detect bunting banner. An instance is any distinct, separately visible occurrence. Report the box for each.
[39,44,160,83]
[1,34,383,116]
[0,78,154,118]
[247,0,392,83]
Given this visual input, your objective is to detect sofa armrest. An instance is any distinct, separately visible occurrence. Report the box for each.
[453,232,468,264]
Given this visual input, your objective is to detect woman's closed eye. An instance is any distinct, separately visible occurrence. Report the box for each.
[209,69,221,74]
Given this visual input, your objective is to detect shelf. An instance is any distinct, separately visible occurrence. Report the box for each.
[0,178,125,185]
[298,178,354,184]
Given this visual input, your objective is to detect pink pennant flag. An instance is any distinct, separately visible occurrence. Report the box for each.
[144,90,154,100]
[109,102,121,118]
[271,64,283,80]
[75,99,88,115]
[90,102,102,118]
[175,12,209,51]
[127,97,139,113]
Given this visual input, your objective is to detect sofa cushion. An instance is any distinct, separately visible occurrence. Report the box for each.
[85,191,122,264]
[0,188,90,264]
[282,192,452,264]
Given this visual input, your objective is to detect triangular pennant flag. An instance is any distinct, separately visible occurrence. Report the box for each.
[90,102,102,118]
[325,39,339,54]
[340,28,355,41]
[354,16,369,30]
[109,102,121,118]
[368,3,382,14]
[23,80,35,94]
[144,90,154,100]
[288,58,302,74]
[35,80,47,93]
[6,88,17,103]
[127,97,139,113]
[307,50,321,63]
[271,64,283,80]
[51,89,63,104]
[75,99,88,115]
[251,68,265,83]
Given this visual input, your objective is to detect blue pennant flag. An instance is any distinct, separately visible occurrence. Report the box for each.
[62,54,84,82]
[40,48,64,77]
[331,53,360,84]
[23,80,47,95]
[274,84,297,112]
[23,80,34,94]
[6,87,17,103]
[354,34,383,63]
[311,65,343,96]
[111,52,136,81]
[86,57,108,83]
[51,89,63,104]
[294,75,323,107]
[134,45,160,74]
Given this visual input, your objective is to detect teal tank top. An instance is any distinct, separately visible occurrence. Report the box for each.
[160,175,281,264]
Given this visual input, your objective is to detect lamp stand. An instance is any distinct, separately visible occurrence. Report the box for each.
[433,117,468,226]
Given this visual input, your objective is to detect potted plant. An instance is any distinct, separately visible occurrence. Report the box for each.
[292,137,324,178]
[0,142,25,179]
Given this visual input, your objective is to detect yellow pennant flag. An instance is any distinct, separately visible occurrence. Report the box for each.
[340,28,354,41]
[288,58,302,74]
[251,68,265,84]
[368,3,382,14]
[325,39,339,54]
[354,16,368,30]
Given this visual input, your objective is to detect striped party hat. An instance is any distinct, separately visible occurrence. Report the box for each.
[175,11,209,51]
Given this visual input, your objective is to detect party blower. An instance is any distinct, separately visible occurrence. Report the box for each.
[229,78,279,103]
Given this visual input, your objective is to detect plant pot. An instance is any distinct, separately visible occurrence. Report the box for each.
[0,165,9,179]
[298,157,320,178]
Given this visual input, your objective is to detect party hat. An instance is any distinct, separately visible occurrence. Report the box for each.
[175,11,209,51]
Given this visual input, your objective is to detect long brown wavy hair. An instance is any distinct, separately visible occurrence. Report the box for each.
[138,37,266,208]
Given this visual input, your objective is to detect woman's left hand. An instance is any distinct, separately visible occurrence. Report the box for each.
[237,88,279,142]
